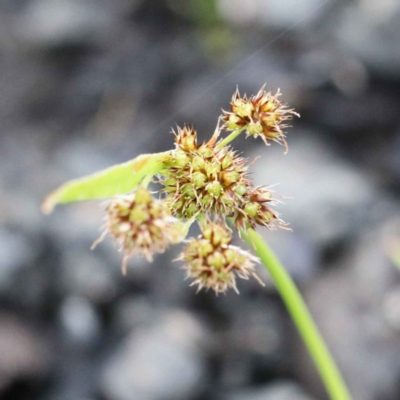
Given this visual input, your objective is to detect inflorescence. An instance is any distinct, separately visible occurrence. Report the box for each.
[92,186,185,275]
[179,221,262,294]
[222,85,299,153]
[94,85,298,294]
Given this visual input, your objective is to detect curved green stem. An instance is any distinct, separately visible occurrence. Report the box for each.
[141,173,154,188]
[217,128,244,148]
[393,256,400,271]
[389,242,400,271]
[242,228,352,400]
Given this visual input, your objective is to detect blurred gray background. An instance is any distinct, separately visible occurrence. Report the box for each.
[1,0,400,399]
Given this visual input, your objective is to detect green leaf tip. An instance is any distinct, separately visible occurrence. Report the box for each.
[42,152,169,214]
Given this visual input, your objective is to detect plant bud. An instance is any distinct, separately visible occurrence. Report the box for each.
[232,99,254,118]
[221,154,233,169]
[205,162,221,179]
[192,172,207,188]
[234,184,248,196]
[182,184,196,198]
[221,170,240,185]
[207,181,222,197]
[174,150,190,168]
[244,202,260,217]
[174,125,198,151]
[226,114,243,130]
[247,121,263,136]
[192,155,205,171]
[198,145,213,158]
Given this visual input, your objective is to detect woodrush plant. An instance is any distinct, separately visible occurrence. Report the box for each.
[43,85,351,400]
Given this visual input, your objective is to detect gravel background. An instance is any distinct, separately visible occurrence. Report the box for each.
[1,1,400,399]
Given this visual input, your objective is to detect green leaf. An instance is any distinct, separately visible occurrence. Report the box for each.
[42,152,169,214]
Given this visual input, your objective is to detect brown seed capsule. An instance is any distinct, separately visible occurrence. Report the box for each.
[222,85,299,153]
[179,221,263,294]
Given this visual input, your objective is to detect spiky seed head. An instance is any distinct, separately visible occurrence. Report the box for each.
[234,186,286,231]
[180,221,263,294]
[232,97,254,118]
[174,125,198,152]
[222,85,299,153]
[160,127,253,220]
[233,183,248,196]
[201,221,231,246]
[97,187,185,274]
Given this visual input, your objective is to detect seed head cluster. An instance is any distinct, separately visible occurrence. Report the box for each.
[160,126,286,233]
[161,126,251,220]
[98,187,183,274]
[233,186,286,231]
[180,221,262,294]
[89,85,297,294]
[222,86,299,153]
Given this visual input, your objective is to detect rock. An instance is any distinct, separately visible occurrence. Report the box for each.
[113,296,155,334]
[59,296,101,348]
[16,0,114,48]
[385,129,400,184]
[217,0,324,28]
[0,228,37,292]
[382,287,400,332]
[101,309,207,400]
[2,0,400,399]
[216,298,292,388]
[312,91,397,133]
[259,231,319,283]
[55,138,115,178]
[226,381,315,400]
[146,248,190,303]
[102,0,142,18]
[334,4,400,77]
[60,247,119,304]
[41,356,100,400]
[0,313,53,391]
[251,134,394,246]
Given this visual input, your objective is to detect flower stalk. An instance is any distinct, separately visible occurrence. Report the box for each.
[216,127,245,149]
[241,228,352,400]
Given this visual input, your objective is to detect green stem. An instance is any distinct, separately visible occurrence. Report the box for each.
[392,255,400,271]
[217,128,244,148]
[388,243,400,271]
[141,173,154,188]
[242,228,352,400]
